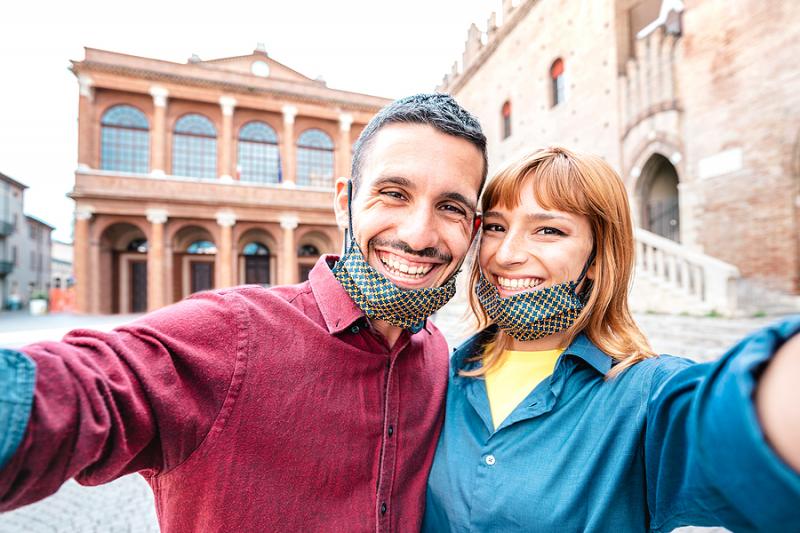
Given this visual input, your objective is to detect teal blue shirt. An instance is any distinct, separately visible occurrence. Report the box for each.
[424,318,800,532]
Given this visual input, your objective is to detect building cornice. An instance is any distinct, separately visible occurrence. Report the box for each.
[71,60,390,113]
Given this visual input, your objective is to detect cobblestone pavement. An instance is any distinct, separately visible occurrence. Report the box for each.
[0,309,786,532]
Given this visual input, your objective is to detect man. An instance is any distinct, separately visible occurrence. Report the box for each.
[0,94,487,532]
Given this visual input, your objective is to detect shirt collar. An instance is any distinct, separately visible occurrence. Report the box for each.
[561,333,613,375]
[451,327,613,381]
[309,254,366,335]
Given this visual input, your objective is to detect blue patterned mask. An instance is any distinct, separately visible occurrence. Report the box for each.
[475,254,594,341]
[332,181,459,333]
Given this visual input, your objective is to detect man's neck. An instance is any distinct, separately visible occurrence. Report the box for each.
[371,319,405,349]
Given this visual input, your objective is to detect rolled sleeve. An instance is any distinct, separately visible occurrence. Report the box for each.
[0,349,35,470]
[647,316,800,532]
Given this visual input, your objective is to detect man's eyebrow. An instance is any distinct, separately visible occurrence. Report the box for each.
[372,176,414,188]
[442,192,478,213]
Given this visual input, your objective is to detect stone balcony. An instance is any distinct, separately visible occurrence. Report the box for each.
[70,169,337,224]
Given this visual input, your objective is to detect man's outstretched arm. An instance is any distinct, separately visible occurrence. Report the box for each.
[0,290,246,511]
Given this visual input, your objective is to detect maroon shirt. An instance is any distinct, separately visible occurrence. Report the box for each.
[0,256,450,532]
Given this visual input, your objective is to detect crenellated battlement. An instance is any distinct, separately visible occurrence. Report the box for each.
[437,0,535,93]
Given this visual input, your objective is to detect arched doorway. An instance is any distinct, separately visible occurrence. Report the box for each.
[638,154,680,242]
[237,228,278,286]
[98,222,148,314]
[243,242,271,285]
[297,230,335,281]
[172,226,217,300]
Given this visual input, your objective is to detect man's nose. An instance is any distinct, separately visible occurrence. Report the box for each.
[394,205,440,253]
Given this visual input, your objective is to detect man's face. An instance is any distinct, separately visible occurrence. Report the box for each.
[334,123,484,289]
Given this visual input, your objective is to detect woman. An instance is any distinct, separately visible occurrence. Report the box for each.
[423,147,800,532]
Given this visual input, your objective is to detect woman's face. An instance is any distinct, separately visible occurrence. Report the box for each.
[479,184,595,298]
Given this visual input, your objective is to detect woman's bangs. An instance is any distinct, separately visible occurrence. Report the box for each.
[483,155,591,216]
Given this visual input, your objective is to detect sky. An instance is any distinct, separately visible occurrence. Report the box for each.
[0,0,503,242]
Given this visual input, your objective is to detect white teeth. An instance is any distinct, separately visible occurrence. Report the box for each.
[380,254,433,278]
[497,276,542,290]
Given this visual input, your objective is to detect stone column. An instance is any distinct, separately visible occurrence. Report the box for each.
[219,96,237,181]
[73,207,93,313]
[337,113,353,179]
[146,208,168,311]
[281,105,298,186]
[279,214,299,285]
[77,75,94,170]
[149,86,169,176]
[216,211,236,288]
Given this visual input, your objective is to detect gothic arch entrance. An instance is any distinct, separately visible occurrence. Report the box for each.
[638,153,681,242]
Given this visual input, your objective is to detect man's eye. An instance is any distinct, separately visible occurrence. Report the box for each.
[382,190,406,200]
[441,204,467,217]
[483,223,505,233]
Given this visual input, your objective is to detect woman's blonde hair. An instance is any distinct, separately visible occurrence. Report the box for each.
[464,146,655,379]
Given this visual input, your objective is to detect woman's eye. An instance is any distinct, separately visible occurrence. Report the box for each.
[538,227,565,236]
[483,223,505,233]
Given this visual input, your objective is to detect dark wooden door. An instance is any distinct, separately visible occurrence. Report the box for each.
[245,255,270,285]
[130,260,148,313]
[191,261,214,293]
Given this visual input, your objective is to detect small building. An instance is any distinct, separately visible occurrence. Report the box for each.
[0,172,54,309]
[70,46,390,314]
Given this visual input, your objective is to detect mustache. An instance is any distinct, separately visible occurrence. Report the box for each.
[369,237,452,263]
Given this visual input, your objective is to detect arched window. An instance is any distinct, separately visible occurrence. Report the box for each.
[243,242,270,255]
[298,244,320,257]
[127,238,148,253]
[296,129,334,188]
[550,58,566,107]
[501,101,512,139]
[238,121,280,184]
[101,105,150,173]
[172,114,217,179]
[187,240,217,254]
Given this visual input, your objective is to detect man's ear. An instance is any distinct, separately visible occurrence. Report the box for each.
[333,176,350,230]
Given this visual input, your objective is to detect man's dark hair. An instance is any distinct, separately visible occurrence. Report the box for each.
[351,93,488,192]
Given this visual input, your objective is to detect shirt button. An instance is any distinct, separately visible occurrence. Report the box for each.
[350,325,360,334]
[388,426,394,436]
[380,502,387,515]
[485,454,496,466]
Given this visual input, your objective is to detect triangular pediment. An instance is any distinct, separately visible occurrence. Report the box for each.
[195,48,314,84]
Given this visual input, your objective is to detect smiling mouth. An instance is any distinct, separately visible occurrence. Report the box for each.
[494,275,545,295]
[377,250,441,283]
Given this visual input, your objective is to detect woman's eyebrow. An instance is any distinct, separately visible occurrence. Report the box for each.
[525,212,571,223]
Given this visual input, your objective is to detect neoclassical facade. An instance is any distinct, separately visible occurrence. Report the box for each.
[440,0,800,296]
[70,46,390,314]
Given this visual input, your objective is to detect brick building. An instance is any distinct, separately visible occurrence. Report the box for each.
[70,46,390,314]
[439,0,800,303]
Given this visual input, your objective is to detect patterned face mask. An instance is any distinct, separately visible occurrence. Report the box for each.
[475,253,594,341]
[332,181,460,333]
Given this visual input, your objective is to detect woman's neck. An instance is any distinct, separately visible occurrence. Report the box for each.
[508,330,569,352]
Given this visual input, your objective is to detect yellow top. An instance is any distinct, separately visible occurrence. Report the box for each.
[484,347,563,430]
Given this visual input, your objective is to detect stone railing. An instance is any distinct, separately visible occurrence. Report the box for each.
[634,228,740,315]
